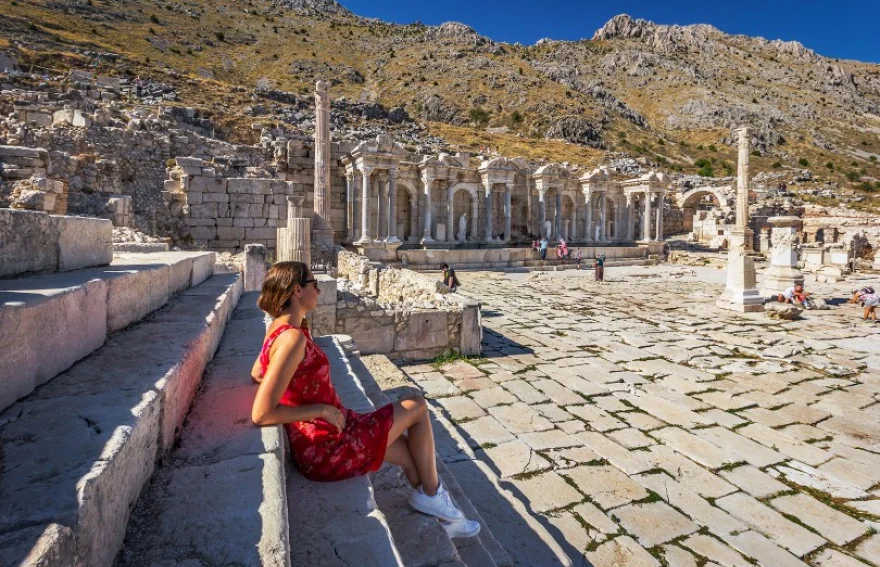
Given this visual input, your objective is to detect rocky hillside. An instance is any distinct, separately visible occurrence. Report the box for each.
[1,0,879,207]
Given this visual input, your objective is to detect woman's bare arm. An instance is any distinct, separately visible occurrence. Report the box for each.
[252,330,328,426]
[251,356,263,384]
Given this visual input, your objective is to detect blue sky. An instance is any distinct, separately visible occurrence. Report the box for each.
[341,0,880,63]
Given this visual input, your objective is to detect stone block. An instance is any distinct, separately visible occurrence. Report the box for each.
[0,208,59,277]
[0,279,108,411]
[459,300,482,356]
[202,192,229,203]
[394,310,449,352]
[246,227,276,240]
[244,244,267,292]
[55,215,113,271]
[344,315,395,354]
[217,226,246,240]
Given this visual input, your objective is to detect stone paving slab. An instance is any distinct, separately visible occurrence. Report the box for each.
[426,268,880,567]
[770,493,868,546]
[613,502,699,547]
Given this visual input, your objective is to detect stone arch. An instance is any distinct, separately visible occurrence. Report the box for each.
[449,183,480,241]
[677,187,731,234]
[396,178,419,241]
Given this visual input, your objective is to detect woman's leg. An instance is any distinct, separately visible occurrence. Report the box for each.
[386,396,439,494]
[384,436,420,488]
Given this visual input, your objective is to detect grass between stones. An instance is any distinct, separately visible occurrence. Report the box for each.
[773,473,880,523]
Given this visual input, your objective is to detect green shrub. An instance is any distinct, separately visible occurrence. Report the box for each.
[468,107,490,127]
[751,150,761,157]
[215,31,225,41]
[798,158,809,167]
[846,170,861,182]
[708,144,718,152]
[150,14,159,24]
[870,155,877,163]
[695,158,711,168]
[697,165,715,177]
[858,182,877,192]
[772,161,782,168]
[697,144,704,150]
[826,162,834,170]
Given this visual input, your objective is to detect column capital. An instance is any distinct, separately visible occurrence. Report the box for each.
[359,165,374,176]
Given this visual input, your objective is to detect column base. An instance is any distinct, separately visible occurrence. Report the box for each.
[385,236,400,244]
[420,236,434,244]
[760,265,805,297]
[354,236,373,245]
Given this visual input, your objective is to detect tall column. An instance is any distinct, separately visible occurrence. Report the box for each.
[554,191,562,239]
[584,192,593,242]
[538,190,547,238]
[312,80,334,245]
[355,166,373,244]
[345,171,354,242]
[655,194,664,242]
[503,185,512,242]
[570,202,577,241]
[625,194,634,241]
[387,168,399,243]
[409,196,418,241]
[642,192,652,242]
[375,172,385,241]
[484,183,494,241]
[735,126,754,251]
[599,193,607,241]
[421,175,434,243]
[446,181,454,242]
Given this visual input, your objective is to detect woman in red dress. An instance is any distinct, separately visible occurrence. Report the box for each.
[251,262,479,538]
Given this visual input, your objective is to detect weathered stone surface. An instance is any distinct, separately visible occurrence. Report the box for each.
[652,427,734,469]
[437,396,487,421]
[681,534,752,567]
[562,465,648,509]
[635,474,747,536]
[716,492,826,556]
[723,531,809,567]
[614,502,699,547]
[812,549,872,567]
[458,416,516,448]
[511,471,583,513]
[489,402,555,434]
[470,387,517,408]
[770,493,867,546]
[586,536,661,567]
[395,310,449,351]
[503,380,549,404]
[55,215,113,271]
[719,465,789,499]
[855,535,880,566]
[480,440,552,478]
[0,208,58,277]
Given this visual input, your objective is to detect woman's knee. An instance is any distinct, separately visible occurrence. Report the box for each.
[406,395,428,418]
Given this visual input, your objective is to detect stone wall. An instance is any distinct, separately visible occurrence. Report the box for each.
[334,250,481,360]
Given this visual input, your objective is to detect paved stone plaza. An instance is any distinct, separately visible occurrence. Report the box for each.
[401,265,880,567]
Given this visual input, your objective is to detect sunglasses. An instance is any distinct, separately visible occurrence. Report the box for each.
[300,277,318,288]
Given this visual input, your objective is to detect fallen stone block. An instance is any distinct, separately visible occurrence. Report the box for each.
[765,303,802,320]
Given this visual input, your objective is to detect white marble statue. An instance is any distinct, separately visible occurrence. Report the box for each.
[458,214,467,241]
[543,220,552,238]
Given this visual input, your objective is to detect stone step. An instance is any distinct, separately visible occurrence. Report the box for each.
[116,291,289,566]
[286,335,403,567]
[0,273,242,567]
[0,251,216,411]
[351,351,512,567]
[397,257,657,274]
[0,209,113,278]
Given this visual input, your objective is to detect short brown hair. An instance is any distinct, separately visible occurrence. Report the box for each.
[257,261,308,318]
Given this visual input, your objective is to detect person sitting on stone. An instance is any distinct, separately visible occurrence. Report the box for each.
[557,239,570,261]
[850,286,876,305]
[441,262,460,293]
[250,261,480,539]
[862,292,879,322]
[778,284,811,307]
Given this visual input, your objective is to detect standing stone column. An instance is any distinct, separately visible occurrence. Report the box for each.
[599,193,607,242]
[355,166,372,244]
[344,171,354,242]
[312,80,334,245]
[570,203,577,241]
[484,183,494,241]
[554,192,562,240]
[642,192,652,242]
[503,185,512,242]
[759,228,770,253]
[387,169,399,243]
[625,194,634,241]
[655,194,664,242]
[446,181,454,242]
[279,196,311,266]
[717,126,762,312]
[538,190,547,238]
[409,196,418,241]
[761,216,804,296]
[584,192,593,242]
[244,243,267,292]
[421,175,434,243]
[735,126,754,252]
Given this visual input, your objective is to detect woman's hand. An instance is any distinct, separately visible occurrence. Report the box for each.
[321,405,347,432]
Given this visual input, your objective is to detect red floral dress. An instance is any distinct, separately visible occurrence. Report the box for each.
[259,324,394,481]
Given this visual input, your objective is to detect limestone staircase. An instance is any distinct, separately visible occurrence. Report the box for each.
[0,245,239,566]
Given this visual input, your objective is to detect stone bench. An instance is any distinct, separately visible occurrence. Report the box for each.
[287,335,404,567]
[116,291,289,566]
[0,251,216,411]
[0,209,113,278]
[0,273,242,567]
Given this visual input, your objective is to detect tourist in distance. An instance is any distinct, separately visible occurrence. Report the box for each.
[861,292,879,322]
[539,236,549,262]
[777,283,813,308]
[251,262,480,539]
[575,248,582,269]
[441,262,460,292]
[556,238,570,262]
[850,286,876,305]
[595,253,606,281]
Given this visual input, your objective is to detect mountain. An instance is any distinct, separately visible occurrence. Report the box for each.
[1,1,878,206]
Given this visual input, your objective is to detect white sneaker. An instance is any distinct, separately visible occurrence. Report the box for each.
[408,484,465,522]
[441,518,481,539]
